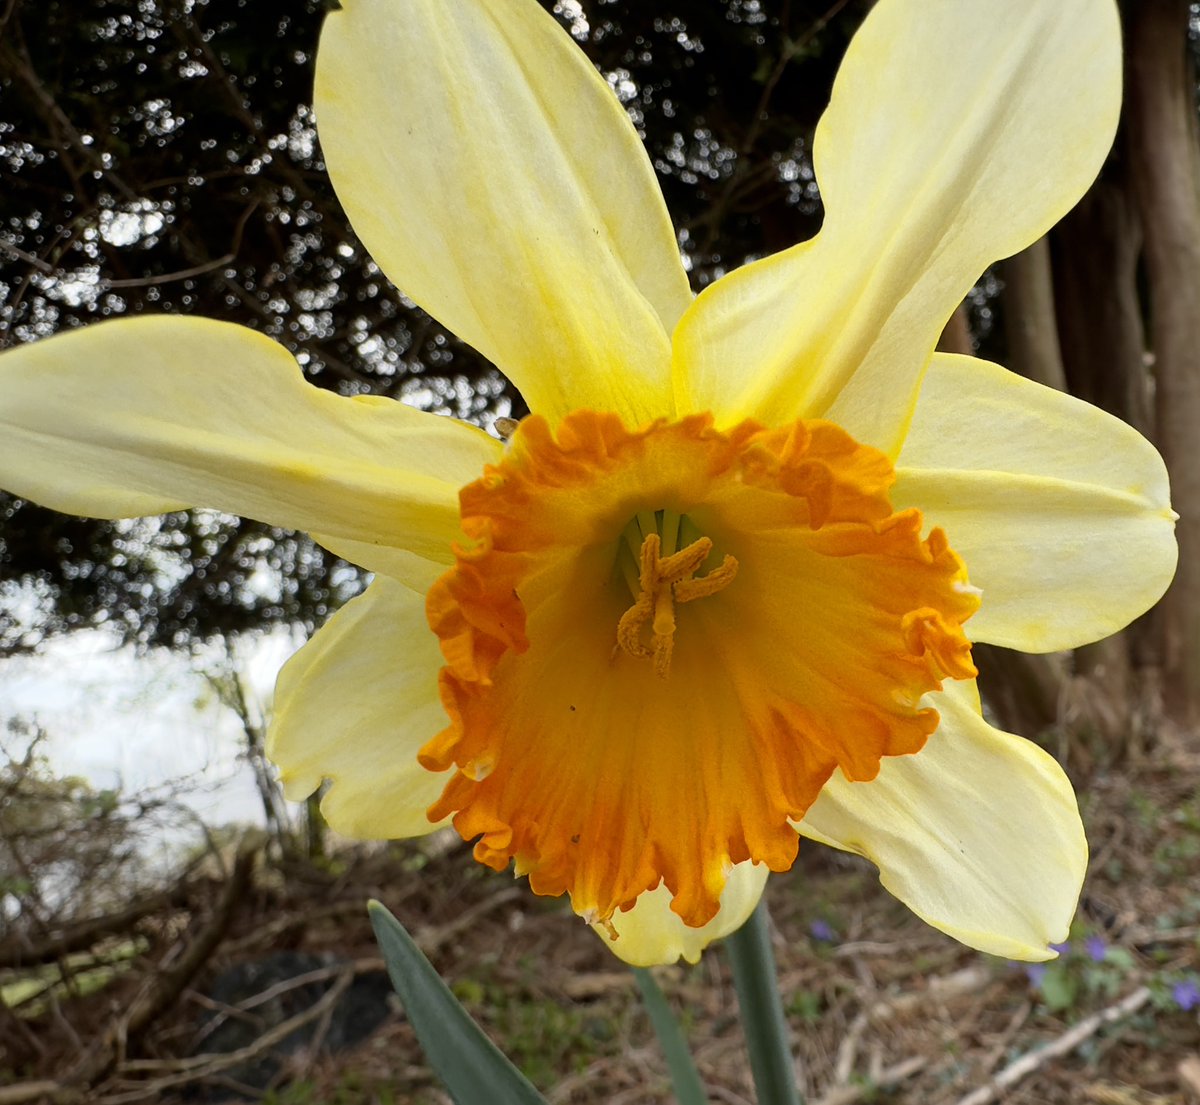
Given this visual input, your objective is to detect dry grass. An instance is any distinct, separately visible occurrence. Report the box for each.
[3,761,1200,1105]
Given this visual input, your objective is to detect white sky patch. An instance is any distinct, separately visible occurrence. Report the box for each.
[0,629,298,831]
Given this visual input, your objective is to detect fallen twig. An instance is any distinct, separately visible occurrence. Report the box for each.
[978,998,1034,1077]
[144,958,384,1062]
[827,963,990,1094]
[954,985,1152,1105]
[62,835,262,1092]
[0,870,195,970]
[95,967,355,1105]
[416,885,526,956]
[814,1055,927,1105]
[0,1081,61,1105]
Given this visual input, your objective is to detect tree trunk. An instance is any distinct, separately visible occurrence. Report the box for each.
[1003,237,1068,392]
[1050,174,1149,434]
[1125,0,1200,737]
[936,303,973,355]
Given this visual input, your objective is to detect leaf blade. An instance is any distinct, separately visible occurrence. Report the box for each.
[368,900,550,1105]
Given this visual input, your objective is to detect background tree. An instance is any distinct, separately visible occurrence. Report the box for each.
[1123,0,1200,740]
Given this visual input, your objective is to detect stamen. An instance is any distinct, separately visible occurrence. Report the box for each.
[582,909,619,941]
[675,555,738,603]
[616,531,739,676]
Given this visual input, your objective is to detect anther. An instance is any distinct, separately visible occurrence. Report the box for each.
[616,532,738,677]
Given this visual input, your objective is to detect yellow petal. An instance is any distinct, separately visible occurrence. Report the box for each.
[315,0,690,425]
[0,317,501,582]
[894,354,1177,652]
[594,861,770,967]
[798,680,1086,961]
[313,536,452,589]
[674,0,1121,454]
[267,575,451,838]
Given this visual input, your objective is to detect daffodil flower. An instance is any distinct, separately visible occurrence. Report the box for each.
[0,0,1176,966]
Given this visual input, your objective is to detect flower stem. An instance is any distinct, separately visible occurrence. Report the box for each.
[633,967,709,1105]
[725,900,804,1105]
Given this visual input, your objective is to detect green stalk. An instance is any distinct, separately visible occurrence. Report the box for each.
[724,901,804,1105]
[633,968,709,1105]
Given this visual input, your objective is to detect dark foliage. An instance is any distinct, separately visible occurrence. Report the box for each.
[0,0,867,652]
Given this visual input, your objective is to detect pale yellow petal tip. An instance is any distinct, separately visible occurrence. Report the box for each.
[1026,937,1071,965]
[318,780,454,842]
[589,862,770,966]
[874,840,1085,965]
[279,772,321,803]
[799,681,1087,966]
[920,918,1071,964]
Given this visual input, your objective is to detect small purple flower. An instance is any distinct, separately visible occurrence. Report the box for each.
[1085,935,1107,962]
[809,919,837,943]
[1025,963,1048,987]
[1173,979,1200,1012]
[1049,941,1071,955]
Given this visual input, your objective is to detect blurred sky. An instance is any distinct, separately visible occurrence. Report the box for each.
[0,629,296,831]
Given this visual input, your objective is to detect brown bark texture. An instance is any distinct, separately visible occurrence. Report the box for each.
[1125,0,1200,736]
[1051,173,1150,434]
[936,302,974,355]
[1003,237,1068,392]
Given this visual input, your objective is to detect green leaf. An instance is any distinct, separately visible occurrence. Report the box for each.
[633,968,710,1105]
[368,900,549,1105]
[1105,947,1136,971]
[1039,965,1079,1012]
[725,902,805,1105]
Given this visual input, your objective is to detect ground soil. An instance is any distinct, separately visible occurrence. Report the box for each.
[4,760,1200,1105]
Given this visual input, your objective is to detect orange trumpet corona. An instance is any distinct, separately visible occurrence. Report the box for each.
[423,410,979,932]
